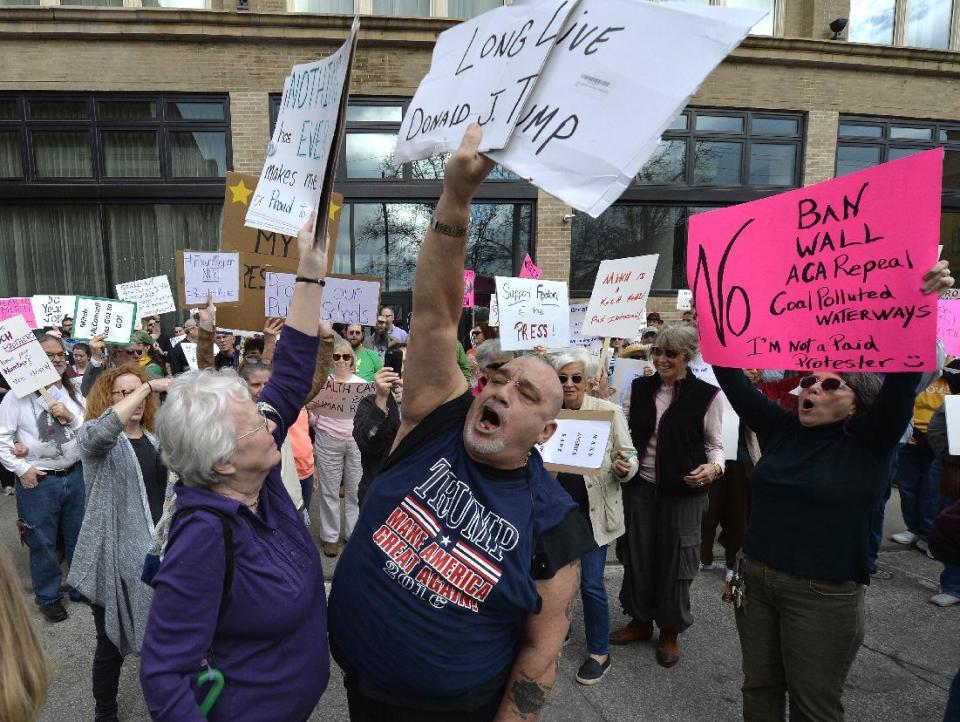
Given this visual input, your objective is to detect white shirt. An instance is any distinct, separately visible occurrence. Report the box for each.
[0,384,85,477]
[387,325,408,342]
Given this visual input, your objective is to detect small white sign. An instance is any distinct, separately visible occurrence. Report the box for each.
[568,302,600,349]
[0,315,61,398]
[581,255,659,339]
[306,378,377,421]
[72,297,138,345]
[265,271,297,318]
[946,395,960,456]
[536,409,614,474]
[320,276,381,326]
[496,277,570,351]
[31,294,77,329]
[610,357,652,408]
[676,289,693,311]
[116,276,177,319]
[182,252,241,305]
[180,342,199,372]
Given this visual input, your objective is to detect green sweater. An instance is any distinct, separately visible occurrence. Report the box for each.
[354,346,382,382]
[714,367,918,584]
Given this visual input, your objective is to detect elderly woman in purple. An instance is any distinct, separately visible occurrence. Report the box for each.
[139,216,332,722]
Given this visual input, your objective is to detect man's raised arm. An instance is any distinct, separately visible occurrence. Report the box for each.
[396,124,494,436]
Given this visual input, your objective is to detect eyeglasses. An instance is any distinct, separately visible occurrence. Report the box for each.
[332,353,353,361]
[651,347,680,359]
[237,410,269,441]
[558,373,584,384]
[45,352,66,360]
[470,330,482,336]
[798,375,847,392]
[485,361,506,372]
[111,388,137,398]
[130,349,144,357]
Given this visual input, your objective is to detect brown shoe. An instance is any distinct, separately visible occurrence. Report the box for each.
[656,630,680,668]
[322,542,339,558]
[609,619,653,645]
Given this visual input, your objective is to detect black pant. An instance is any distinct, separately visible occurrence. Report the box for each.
[92,604,123,720]
[344,674,503,721]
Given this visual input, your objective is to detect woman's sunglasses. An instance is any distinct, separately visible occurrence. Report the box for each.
[798,375,847,392]
[558,374,584,384]
[332,353,353,362]
[650,347,679,359]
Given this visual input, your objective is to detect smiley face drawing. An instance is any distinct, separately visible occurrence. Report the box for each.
[902,354,925,369]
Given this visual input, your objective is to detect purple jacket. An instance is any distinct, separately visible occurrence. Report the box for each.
[139,326,327,722]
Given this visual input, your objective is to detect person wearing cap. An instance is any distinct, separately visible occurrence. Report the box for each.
[168,319,199,376]
[646,312,664,330]
[214,329,239,371]
[131,331,166,378]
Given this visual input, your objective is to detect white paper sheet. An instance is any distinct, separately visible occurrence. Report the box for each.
[610,357,652,407]
[182,252,241,305]
[31,294,76,329]
[536,415,612,471]
[72,297,138,345]
[116,276,177,319]
[581,254,658,339]
[320,276,381,326]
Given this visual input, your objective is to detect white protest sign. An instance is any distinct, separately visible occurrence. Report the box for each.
[320,275,381,326]
[180,342,199,371]
[489,293,500,326]
[676,289,693,311]
[536,409,614,475]
[394,0,579,163]
[0,315,61,398]
[610,357,651,407]
[264,271,297,318]
[720,393,740,461]
[31,295,76,329]
[581,254,658,339]
[569,301,600,348]
[688,354,719,388]
[946,396,960,456]
[170,334,186,347]
[116,276,177,320]
[182,252,240,305]
[496,277,569,351]
[246,21,358,237]
[307,378,377,421]
[72,297,137,345]
[487,0,763,217]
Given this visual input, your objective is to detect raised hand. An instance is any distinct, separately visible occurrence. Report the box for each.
[441,123,495,210]
[923,260,954,295]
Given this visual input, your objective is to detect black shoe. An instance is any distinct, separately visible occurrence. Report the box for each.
[869,566,893,580]
[576,656,610,685]
[39,600,68,623]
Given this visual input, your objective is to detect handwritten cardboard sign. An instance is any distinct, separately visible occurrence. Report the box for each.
[393,0,580,163]
[610,357,652,407]
[264,271,297,318]
[568,301,600,348]
[31,295,76,329]
[519,253,542,280]
[307,378,377,421]
[0,298,37,328]
[487,0,763,217]
[246,20,358,237]
[496,277,570,351]
[536,408,614,475]
[688,149,943,372]
[463,269,476,308]
[71,296,137,345]
[581,254,658,339]
[938,300,960,357]
[321,275,381,326]
[0,315,61,398]
[116,275,177,320]
[945,395,960,456]
[177,252,241,306]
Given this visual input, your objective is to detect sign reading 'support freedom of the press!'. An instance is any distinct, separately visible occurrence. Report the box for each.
[245,19,359,237]
[0,315,61,398]
[687,149,944,372]
[580,254,658,339]
[495,277,570,351]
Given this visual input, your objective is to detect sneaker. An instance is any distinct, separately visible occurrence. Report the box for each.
[699,560,723,572]
[39,600,68,623]
[915,539,935,559]
[576,656,611,685]
[930,593,960,607]
[869,567,894,580]
[891,530,919,545]
[322,542,339,558]
[3,486,13,496]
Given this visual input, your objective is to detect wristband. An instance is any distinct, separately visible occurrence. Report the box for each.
[296,276,325,285]
[147,381,154,393]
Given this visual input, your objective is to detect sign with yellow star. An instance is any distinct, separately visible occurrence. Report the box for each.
[228,179,253,206]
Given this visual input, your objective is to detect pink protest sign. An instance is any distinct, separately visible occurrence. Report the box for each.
[519,254,541,280]
[0,297,37,328]
[463,269,476,308]
[687,149,943,372]
[938,300,960,357]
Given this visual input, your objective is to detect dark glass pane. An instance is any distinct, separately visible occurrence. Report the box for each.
[888,147,925,162]
[31,130,92,177]
[749,143,796,186]
[167,102,225,121]
[97,100,158,121]
[347,105,404,123]
[28,99,89,120]
[836,145,881,176]
[939,128,960,142]
[667,114,688,131]
[346,133,401,179]
[752,117,799,136]
[411,153,448,180]
[488,164,520,180]
[849,0,895,44]
[102,131,161,178]
[636,139,686,185]
[838,123,883,138]
[889,126,932,140]
[0,131,22,177]
[169,131,227,177]
[942,211,960,274]
[945,150,960,189]
[465,204,532,279]
[693,141,742,184]
[0,0,42,5]
[142,0,210,7]
[372,0,430,15]
[448,0,503,17]
[694,115,744,133]
[334,204,352,274]
[0,98,19,120]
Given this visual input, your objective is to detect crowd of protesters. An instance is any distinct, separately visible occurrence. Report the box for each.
[0,125,959,722]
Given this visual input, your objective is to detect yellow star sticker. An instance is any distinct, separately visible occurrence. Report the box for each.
[229,179,253,206]
[329,200,341,221]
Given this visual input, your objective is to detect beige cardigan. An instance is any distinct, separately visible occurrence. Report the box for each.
[575,394,639,547]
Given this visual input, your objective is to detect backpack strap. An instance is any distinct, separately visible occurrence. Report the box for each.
[170,506,234,609]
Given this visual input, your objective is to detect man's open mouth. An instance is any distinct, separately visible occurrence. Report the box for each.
[479,406,501,432]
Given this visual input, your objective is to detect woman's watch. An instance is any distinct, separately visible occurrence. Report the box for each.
[711,462,724,478]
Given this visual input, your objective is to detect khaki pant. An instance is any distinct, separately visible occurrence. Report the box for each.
[736,557,865,722]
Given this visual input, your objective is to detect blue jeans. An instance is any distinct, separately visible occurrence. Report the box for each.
[580,543,609,656]
[868,455,897,569]
[896,441,939,539]
[942,563,960,599]
[15,464,85,606]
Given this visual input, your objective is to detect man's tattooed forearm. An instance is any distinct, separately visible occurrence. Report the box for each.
[508,673,550,717]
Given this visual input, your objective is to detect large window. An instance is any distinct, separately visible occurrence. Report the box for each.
[0,0,210,6]
[290,0,506,18]
[0,94,229,303]
[849,0,956,50]
[570,108,804,295]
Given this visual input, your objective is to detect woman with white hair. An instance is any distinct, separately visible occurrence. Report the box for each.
[139,215,331,722]
[546,348,638,686]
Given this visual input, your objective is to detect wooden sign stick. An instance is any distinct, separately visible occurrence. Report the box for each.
[38,386,66,425]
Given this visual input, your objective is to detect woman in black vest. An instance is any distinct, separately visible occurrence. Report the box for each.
[610,324,725,667]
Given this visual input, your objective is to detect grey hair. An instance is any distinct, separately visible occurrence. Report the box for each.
[475,339,517,368]
[840,372,882,426]
[652,325,700,362]
[545,348,599,379]
[155,369,251,489]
